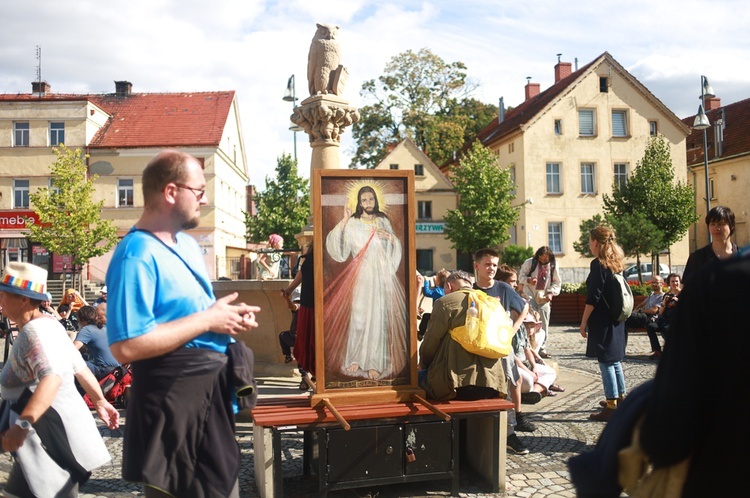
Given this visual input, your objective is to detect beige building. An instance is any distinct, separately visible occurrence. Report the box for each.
[446,52,692,282]
[0,81,250,282]
[684,95,750,250]
[375,139,457,275]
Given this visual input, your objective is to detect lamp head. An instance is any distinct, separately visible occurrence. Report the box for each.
[701,75,716,99]
[282,75,296,102]
[693,104,710,130]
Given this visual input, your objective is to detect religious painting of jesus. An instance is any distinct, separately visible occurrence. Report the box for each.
[314,170,417,393]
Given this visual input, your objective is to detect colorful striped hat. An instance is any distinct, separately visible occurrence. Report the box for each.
[0,262,49,301]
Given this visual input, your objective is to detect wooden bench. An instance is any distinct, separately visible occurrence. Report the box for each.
[252,396,514,498]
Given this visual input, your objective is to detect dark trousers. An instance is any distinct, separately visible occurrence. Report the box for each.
[645,319,669,353]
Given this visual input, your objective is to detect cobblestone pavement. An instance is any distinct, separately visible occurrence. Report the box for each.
[0,326,657,497]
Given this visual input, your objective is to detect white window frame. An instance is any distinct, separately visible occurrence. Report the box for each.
[581,162,596,194]
[548,222,563,253]
[612,110,628,137]
[417,200,432,220]
[14,122,30,147]
[49,122,65,145]
[546,162,562,194]
[117,178,135,207]
[649,120,658,136]
[614,163,628,191]
[509,165,517,196]
[578,109,595,137]
[13,179,30,208]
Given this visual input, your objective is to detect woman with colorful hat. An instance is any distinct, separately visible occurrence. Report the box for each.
[0,262,119,497]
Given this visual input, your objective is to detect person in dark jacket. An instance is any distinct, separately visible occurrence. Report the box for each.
[580,226,627,422]
[682,205,738,284]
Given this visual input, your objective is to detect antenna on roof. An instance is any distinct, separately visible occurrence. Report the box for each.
[36,46,42,84]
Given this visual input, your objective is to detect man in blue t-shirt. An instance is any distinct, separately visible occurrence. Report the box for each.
[106,150,261,498]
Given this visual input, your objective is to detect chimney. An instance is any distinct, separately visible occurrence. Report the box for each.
[554,61,572,83]
[525,80,540,101]
[499,96,505,123]
[114,80,132,96]
[32,81,50,95]
[705,97,721,111]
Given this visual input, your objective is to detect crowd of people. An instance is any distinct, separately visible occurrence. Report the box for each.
[0,140,741,498]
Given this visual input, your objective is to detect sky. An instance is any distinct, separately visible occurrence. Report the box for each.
[1,0,749,188]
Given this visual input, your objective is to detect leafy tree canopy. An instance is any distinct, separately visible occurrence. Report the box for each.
[500,244,534,270]
[444,142,519,253]
[351,48,497,168]
[244,153,310,248]
[603,135,697,250]
[26,145,118,268]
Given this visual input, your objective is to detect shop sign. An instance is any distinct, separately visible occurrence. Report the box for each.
[415,222,445,234]
[0,210,40,230]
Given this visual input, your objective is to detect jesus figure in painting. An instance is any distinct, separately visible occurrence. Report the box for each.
[325,184,408,381]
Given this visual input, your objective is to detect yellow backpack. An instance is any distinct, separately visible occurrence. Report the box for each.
[449,289,514,359]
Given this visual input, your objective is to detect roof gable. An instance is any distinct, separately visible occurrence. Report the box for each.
[376,138,454,191]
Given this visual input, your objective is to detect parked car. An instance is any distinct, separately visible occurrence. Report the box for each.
[623,263,670,282]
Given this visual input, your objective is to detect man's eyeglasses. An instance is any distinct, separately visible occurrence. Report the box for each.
[175,184,206,201]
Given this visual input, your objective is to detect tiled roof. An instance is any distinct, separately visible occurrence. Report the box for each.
[683,97,750,166]
[0,91,234,148]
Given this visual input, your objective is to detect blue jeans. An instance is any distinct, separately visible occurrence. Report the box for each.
[598,361,626,399]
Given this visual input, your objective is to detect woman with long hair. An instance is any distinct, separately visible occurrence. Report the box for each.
[682,205,738,284]
[580,226,627,422]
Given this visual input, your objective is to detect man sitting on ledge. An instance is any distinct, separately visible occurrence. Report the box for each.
[419,270,507,401]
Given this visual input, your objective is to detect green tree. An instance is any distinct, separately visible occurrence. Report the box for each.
[444,141,519,253]
[500,244,534,270]
[351,48,497,168]
[609,212,664,282]
[26,145,118,284]
[573,214,608,258]
[244,153,309,247]
[603,135,697,267]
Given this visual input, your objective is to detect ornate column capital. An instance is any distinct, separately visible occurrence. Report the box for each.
[291,95,359,148]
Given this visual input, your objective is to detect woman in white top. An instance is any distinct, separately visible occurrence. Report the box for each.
[0,263,119,498]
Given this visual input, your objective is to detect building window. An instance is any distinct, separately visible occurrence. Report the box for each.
[581,163,596,194]
[414,164,424,176]
[614,163,628,191]
[14,179,30,208]
[508,142,514,153]
[546,162,561,194]
[48,178,60,195]
[389,164,398,170]
[710,178,716,200]
[118,179,134,207]
[14,122,30,147]
[417,200,432,220]
[612,110,628,137]
[649,121,658,136]
[554,119,562,135]
[509,165,516,196]
[50,122,65,145]
[548,222,563,253]
[416,249,434,274]
[599,77,608,92]
[578,109,595,136]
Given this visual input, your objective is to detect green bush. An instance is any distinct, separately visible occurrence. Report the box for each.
[500,244,534,269]
[560,283,587,295]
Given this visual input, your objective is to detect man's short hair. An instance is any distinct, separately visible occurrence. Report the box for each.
[705,205,736,235]
[446,270,473,286]
[474,248,499,262]
[496,264,517,282]
[142,150,202,206]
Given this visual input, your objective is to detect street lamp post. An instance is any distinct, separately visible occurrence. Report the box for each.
[692,75,715,242]
[283,75,303,163]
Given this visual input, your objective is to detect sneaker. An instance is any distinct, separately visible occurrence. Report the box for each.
[521,391,543,404]
[507,434,530,455]
[515,412,537,432]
